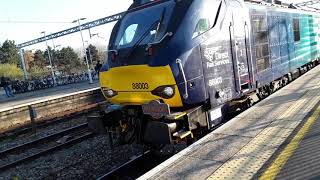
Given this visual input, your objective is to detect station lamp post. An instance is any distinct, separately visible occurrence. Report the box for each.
[72,18,93,84]
[19,49,28,80]
[52,39,61,77]
[54,44,61,49]
[84,40,93,65]
[89,31,107,41]
[88,28,98,39]
[51,38,61,50]
[41,31,56,86]
[96,34,108,41]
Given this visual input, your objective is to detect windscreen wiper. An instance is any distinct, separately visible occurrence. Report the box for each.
[154,8,166,40]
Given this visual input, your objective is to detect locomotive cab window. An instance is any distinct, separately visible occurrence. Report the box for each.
[293,18,300,42]
[119,24,138,46]
[114,1,175,49]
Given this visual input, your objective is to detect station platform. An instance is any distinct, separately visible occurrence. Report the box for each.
[0,81,99,111]
[139,65,320,180]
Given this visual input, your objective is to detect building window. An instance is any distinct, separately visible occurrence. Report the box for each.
[252,15,270,72]
[293,18,300,42]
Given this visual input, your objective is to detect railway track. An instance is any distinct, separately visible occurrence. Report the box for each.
[0,123,94,171]
[97,150,173,180]
[97,150,151,179]
[0,105,98,141]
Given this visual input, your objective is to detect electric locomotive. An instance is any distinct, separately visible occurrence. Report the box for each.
[97,0,320,145]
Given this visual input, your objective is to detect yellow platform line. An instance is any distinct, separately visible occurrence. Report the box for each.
[260,107,320,180]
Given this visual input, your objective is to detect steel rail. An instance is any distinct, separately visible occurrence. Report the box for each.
[0,104,98,141]
[97,150,151,180]
[0,124,93,171]
[0,123,88,156]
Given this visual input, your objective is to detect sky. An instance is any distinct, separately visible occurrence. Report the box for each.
[0,0,132,52]
[0,0,319,52]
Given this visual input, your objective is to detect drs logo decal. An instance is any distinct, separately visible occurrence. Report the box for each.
[132,83,149,90]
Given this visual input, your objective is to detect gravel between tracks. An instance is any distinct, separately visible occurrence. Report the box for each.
[0,113,91,152]
[0,135,143,179]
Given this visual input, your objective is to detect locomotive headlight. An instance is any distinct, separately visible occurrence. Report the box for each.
[102,88,118,98]
[163,87,174,97]
[151,85,175,99]
[106,89,115,97]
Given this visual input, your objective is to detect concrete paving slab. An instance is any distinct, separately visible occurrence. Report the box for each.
[216,116,273,138]
[267,118,301,130]
[208,144,279,179]
[236,103,292,120]
[187,133,252,162]
[152,156,221,180]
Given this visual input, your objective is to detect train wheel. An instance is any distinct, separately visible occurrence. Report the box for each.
[118,117,140,144]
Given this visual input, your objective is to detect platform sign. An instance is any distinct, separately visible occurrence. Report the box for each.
[208,107,222,128]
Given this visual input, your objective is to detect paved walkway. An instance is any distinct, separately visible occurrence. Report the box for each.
[0,81,99,111]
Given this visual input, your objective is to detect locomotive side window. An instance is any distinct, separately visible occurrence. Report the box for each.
[119,24,138,46]
[252,15,270,72]
[192,0,221,39]
[192,18,211,38]
[293,18,300,42]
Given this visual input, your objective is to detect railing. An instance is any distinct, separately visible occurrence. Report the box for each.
[10,72,99,94]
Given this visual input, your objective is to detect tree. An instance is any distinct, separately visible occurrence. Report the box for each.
[43,46,55,65]
[29,65,50,79]
[98,50,107,63]
[56,46,81,72]
[0,63,23,79]
[23,50,34,70]
[0,40,19,64]
[31,50,46,67]
[96,45,107,64]
[85,44,99,63]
